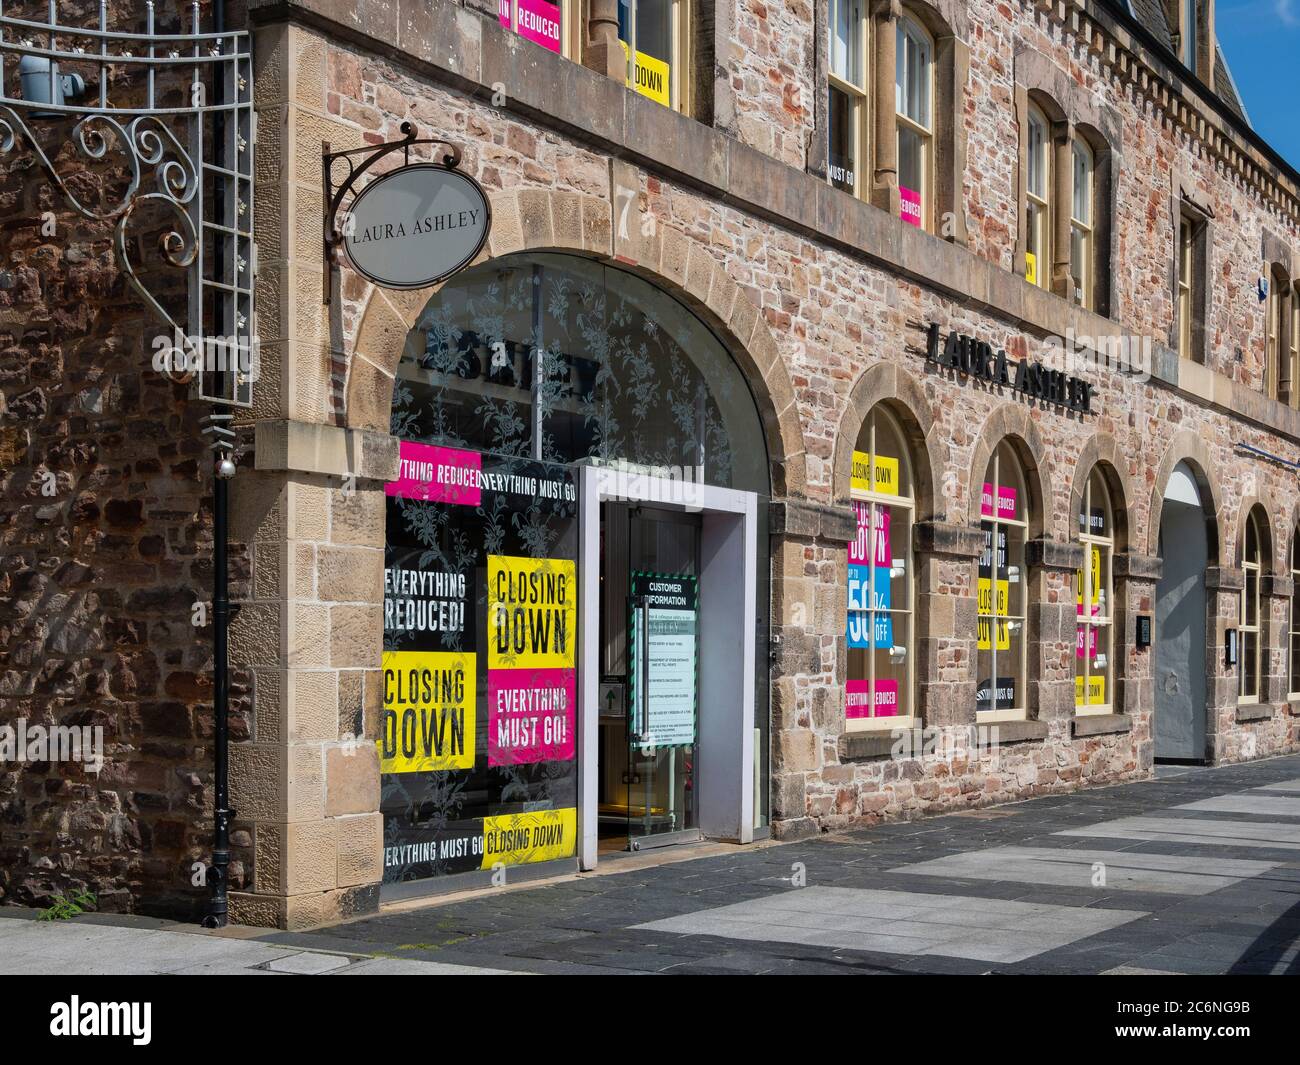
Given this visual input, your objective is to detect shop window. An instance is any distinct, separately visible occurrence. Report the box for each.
[617,0,690,111]
[1239,507,1266,704]
[895,14,933,231]
[499,0,575,58]
[1070,138,1095,309]
[1024,102,1051,288]
[828,0,869,196]
[1289,530,1300,699]
[976,443,1030,722]
[846,406,915,731]
[1075,469,1114,715]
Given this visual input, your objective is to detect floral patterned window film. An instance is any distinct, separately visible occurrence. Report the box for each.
[1075,468,1114,714]
[976,442,1029,721]
[389,253,774,840]
[846,406,915,731]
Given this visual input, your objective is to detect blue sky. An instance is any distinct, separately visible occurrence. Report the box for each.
[1216,2,1300,170]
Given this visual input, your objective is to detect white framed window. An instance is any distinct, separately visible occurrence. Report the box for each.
[1025,103,1051,288]
[617,0,691,111]
[1070,138,1095,309]
[1291,284,1300,409]
[895,14,933,231]
[828,0,869,196]
[1265,270,1283,399]
[1177,212,1195,359]
[846,407,916,732]
[1239,508,1265,704]
[977,443,1030,723]
[1183,0,1198,72]
[1075,469,1114,716]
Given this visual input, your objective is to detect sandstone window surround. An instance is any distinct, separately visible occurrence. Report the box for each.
[814,0,967,242]
[1166,0,1217,84]
[1075,467,1115,716]
[1170,174,1213,364]
[581,0,702,117]
[1259,233,1295,400]
[976,442,1031,723]
[1238,505,1268,705]
[1012,52,1120,317]
[845,404,917,733]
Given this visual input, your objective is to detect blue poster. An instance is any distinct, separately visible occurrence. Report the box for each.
[847,564,894,649]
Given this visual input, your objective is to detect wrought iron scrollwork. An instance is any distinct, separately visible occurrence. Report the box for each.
[0,1,255,406]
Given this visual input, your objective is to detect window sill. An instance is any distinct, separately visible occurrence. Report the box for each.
[838,731,901,762]
[1072,713,1131,737]
[980,719,1049,745]
[1235,703,1276,723]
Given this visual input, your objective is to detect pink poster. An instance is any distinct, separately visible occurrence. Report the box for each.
[900,186,922,228]
[498,0,562,53]
[846,678,900,719]
[850,502,891,566]
[980,481,1018,520]
[386,441,481,505]
[1076,624,1098,660]
[488,667,576,765]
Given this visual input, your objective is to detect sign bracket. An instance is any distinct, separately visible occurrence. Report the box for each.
[321,120,463,304]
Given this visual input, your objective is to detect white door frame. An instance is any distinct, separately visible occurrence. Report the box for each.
[577,464,758,870]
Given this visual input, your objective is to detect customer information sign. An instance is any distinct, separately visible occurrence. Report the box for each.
[628,573,699,749]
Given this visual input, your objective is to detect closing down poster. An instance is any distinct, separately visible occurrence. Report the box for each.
[381,443,579,883]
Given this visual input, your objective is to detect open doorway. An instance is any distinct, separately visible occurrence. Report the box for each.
[1154,460,1209,762]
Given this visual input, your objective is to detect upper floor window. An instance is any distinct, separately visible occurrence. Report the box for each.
[618,0,689,110]
[828,0,868,196]
[1025,104,1050,288]
[895,15,933,230]
[1239,507,1266,704]
[1183,0,1197,71]
[1175,206,1209,363]
[977,443,1030,722]
[1291,283,1300,409]
[1070,138,1095,309]
[1265,269,1284,400]
[847,407,916,731]
[1075,469,1114,715]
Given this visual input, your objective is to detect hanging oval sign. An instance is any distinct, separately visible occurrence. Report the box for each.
[342,163,492,289]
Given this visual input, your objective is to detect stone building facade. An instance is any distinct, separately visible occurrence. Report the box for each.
[3,0,1300,927]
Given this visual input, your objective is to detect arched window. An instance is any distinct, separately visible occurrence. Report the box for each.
[1240,508,1266,703]
[977,442,1029,721]
[1024,102,1051,288]
[1075,469,1114,714]
[828,0,869,196]
[1289,530,1300,698]
[895,14,933,231]
[846,406,915,731]
[1070,137,1095,309]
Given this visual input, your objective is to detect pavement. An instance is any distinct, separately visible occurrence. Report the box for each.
[4,753,1300,975]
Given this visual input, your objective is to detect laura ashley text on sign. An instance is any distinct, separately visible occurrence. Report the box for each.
[343,164,491,289]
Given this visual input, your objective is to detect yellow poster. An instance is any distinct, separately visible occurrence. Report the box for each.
[977,577,1011,650]
[481,808,577,867]
[1075,674,1106,706]
[851,450,900,497]
[1025,251,1038,286]
[1076,547,1101,611]
[620,41,671,107]
[379,650,476,772]
[488,555,576,670]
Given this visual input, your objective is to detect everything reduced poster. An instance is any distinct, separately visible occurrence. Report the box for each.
[381,440,579,883]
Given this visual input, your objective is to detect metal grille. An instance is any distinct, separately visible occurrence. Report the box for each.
[0,1,256,406]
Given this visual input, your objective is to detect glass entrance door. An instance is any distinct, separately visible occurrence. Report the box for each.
[598,502,702,852]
